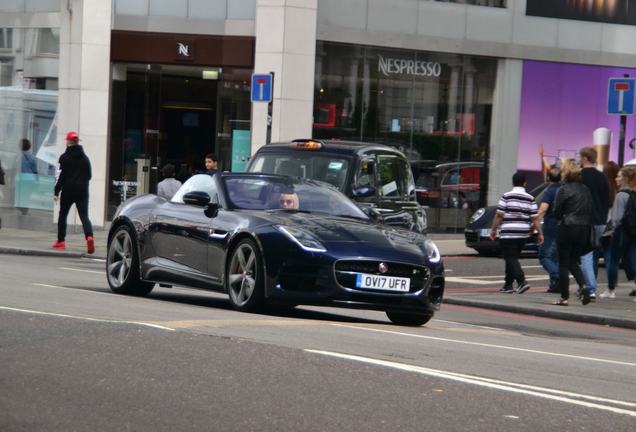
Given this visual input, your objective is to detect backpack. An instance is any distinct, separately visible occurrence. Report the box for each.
[622,191,636,236]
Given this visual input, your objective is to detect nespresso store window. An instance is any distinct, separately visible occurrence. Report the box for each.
[313,42,497,232]
[0,27,59,230]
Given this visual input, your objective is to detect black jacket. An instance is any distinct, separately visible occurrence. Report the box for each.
[54,145,92,196]
[554,182,592,226]
[581,167,610,224]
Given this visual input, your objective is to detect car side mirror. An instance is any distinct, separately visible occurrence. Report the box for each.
[361,206,381,221]
[183,191,211,207]
[352,185,376,198]
[204,203,220,218]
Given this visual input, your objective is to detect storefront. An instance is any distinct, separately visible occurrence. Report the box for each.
[0,25,59,229]
[107,31,254,218]
[312,42,498,232]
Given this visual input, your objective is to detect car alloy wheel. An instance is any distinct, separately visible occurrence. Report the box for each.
[227,240,263,311]
[108,229,133,288]
[106,225,154,296]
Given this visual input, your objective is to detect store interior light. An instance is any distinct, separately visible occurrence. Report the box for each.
[202,70,219,80]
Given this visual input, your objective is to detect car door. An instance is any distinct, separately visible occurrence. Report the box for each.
[150,175,217,282]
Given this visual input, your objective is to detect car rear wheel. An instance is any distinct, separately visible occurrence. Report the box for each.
[106,225,154,296]
[385,311,433,326]
[227,239,264,312]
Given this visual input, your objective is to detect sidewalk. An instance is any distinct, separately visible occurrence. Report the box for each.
[1,228,634,329]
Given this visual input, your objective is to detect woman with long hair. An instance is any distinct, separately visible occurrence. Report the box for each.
[553,159,593,306]
[600,167,636,299]
[603,161,620,207]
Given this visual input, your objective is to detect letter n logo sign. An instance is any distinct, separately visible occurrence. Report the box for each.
[175,40,194,62]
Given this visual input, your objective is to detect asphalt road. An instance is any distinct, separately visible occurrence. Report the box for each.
[1,254,635,431]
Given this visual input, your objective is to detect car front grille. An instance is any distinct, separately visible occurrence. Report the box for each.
[334,260,429,293]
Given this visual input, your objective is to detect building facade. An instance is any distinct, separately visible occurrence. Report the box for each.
[2,0,636,232]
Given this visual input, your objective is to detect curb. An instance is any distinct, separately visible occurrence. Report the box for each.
[0,246,106,260]
[444,297,636,330]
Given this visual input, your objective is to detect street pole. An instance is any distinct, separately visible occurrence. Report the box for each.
[267,72,275,144]
[619,73,630,166]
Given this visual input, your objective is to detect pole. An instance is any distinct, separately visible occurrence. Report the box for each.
[266,72,275,144]
[619,73,630,166]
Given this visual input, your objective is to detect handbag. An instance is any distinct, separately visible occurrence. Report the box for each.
[583,224,601,254]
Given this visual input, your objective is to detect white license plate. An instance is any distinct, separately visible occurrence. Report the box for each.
[355,273,411,292]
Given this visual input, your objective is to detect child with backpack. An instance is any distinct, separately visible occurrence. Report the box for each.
[600,166,636,299]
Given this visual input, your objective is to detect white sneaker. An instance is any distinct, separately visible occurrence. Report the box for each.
[599,290,616,299]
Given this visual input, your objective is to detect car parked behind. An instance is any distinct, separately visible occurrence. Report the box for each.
[246,139,427,233]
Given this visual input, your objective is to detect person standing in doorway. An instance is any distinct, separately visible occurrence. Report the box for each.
[157,163,182,200]
[579,147,610,302]
[205,153,219,175]
[52,131,94,254]
[490,172,543,294]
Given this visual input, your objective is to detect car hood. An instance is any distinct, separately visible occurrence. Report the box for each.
[262,211,430,259]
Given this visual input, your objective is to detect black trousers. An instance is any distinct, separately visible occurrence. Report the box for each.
[500,237,528,286]
[57,193,93,242]
[556,225,588,300]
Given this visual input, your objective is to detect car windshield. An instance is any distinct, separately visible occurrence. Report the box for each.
[223,176,368,220]
[247,153,351,191]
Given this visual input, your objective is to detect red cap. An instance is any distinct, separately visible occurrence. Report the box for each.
[66,131,80,141]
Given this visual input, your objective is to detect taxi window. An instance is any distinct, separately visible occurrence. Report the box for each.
[377,155,409,198]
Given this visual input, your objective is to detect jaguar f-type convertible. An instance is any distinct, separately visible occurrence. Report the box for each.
[106,173,445,326]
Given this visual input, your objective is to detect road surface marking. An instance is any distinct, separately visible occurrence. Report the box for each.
[59,267,104,275]
[0,305,175,332]
[433,319,504,331]
[90,258,106,263]
[331,324,636,367]
[446,275,549,285]
[32,283,112,296]
[153,319,320,329]
[306,350,636,417]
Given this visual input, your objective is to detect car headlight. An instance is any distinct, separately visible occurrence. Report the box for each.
[424,239,441,264]
[275,225,327,253]
[469,208,486,223]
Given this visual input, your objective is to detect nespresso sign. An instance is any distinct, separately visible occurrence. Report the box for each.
[378,55,442,78]
[175,40,194,61]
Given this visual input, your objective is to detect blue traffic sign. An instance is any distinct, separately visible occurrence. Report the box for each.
[251,73,273,103]
[608,78,635,115]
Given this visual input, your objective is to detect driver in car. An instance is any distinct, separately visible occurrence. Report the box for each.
[279,192,300,210]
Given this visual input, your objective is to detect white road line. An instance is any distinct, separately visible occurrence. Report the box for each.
[521,265,545,269]
[32,283,112,297]
[433,319,505,331]
[305,350,636,417]
[445,276,549,285]
[59,266,104,275]
[331,324,636,367]
[90,258,106,263]
[0,305,175,332]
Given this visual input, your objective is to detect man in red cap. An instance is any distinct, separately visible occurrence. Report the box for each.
[52,131,94,254]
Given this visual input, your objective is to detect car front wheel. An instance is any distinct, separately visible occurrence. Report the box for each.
[106,225,154,296]
[385,311,433,326]
[226,239,264,312]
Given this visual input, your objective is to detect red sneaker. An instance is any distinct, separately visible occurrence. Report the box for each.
[86,236,95,254]
[52,241,66,250]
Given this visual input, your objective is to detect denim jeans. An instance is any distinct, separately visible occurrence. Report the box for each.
[580,224,605,295]
[538,229,559,289]
[604,226,636,289]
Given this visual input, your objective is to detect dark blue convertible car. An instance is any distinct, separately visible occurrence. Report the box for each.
[107,173,444,326]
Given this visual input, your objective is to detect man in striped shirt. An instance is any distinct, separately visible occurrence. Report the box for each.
[490,172,544,293]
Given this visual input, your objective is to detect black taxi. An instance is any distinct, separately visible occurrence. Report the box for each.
[246,139,427,233]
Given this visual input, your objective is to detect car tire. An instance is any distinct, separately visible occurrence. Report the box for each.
[226,239,264,312]
[106,225,154,296]
[385,311,433,326]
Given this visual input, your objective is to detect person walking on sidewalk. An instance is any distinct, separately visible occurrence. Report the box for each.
[536,165,561,293]
[52,131,94,254]
[490,172,543,294]
[600,167,636,299]
[553,159,593,306]
[579,147,610,302]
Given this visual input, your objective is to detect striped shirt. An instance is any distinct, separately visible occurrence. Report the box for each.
[497,187,538,239]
